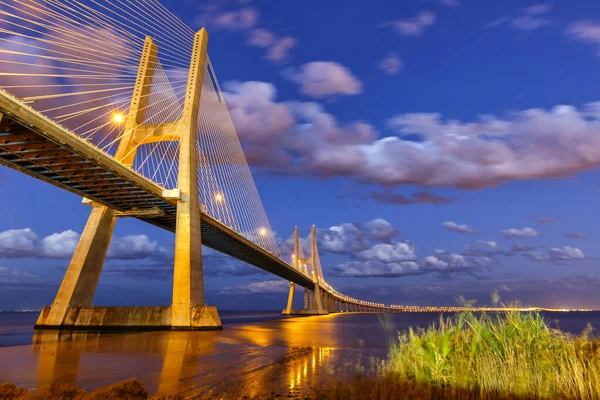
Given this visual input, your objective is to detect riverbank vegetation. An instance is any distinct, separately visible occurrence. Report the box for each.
[316,299,600,400]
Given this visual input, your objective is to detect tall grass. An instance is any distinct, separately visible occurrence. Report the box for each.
[388,306,600,399]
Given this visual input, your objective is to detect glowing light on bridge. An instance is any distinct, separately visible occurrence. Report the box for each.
[259,227,267,236]
[215,193,223,202]
[112,112,125,124]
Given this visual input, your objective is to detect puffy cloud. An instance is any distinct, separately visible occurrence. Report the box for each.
[248,29,297,62]
[463,240,503,257]
[386,11,436,37]
[364,219,398,242]
[335,248,490,278]
[317,223,369,253]
[369,191,453,205]
[358,242,417,263]
[567,20,600,55]
[443,221,478,235]
[248,28,275,47]
[317,218,398,254]
[502,228,539,239]
[40,230,79,259]
[538,217,556,224]
[225,80,600,190]
[283,62,363,98]
[266,37,297,62]
[566,232,587,238]
[287,101,378,145]
[107,235,159,260]
[220,279,289,294]
[0,228,167,260]
[0,229,38,258]
[334,260,420,278]
[423,251,492,274]
[528,246,585,261]
[214,7,259,30]
[378,52,403,74]
[223,81,296,143]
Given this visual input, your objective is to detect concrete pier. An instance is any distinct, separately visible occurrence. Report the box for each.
[35,29,222,332]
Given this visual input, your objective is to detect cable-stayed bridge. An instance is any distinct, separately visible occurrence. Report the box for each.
[1,0,398,330]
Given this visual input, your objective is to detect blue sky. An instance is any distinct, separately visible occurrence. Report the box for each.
[3,0,600,310]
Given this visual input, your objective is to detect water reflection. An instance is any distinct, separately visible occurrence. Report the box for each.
[32,329,219,395]
[10,314,390,397]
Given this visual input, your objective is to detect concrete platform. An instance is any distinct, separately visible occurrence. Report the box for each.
[35,305,222,331]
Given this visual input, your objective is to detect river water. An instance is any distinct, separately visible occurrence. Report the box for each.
[1,311,599,398]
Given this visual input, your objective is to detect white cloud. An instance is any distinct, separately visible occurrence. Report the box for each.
[378,52,403,74]
[40,230,79,258]
[0,228,166,260]
[502,228,539,239]
[364,219,398,242]
[0,229,38,258]
[214,7,259,31]
[335,260,420,277]
[221,279,289,294]
[223,81,296,142]
[226,80,600,190]
[248,28,275,47]
[318,223,368,254]
[423,251,492,273]
[107,235,159,260]
[283,62,363,98]
[529,246,585,261]
[567,20,600,55]
[266,36,297,62]
[358,242,417,263]
[443,221,478,235]
[387,11,436,37]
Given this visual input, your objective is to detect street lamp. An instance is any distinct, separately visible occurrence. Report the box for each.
[112,112,125,124]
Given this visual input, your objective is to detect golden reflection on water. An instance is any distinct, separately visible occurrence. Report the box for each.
[24,314,363,397]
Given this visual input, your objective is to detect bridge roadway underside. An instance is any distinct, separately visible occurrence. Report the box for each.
[0,93,315,290]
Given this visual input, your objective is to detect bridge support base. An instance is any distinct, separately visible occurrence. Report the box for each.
[35,305,222,331]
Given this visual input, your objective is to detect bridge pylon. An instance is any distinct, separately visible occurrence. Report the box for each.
[282,226,328,315]
[35,29,221,331]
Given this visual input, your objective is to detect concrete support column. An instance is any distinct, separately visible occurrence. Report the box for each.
[44,206,116,326]
[171,29,209,329]
[283,282,295,314]
[303,287,309,310]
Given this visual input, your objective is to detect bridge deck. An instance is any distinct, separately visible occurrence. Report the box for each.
[0,91,314,289]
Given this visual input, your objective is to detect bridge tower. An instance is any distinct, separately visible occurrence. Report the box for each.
[282,226,327,315]
[35,29,221,331]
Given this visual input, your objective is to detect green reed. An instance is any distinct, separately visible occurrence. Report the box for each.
[387,304,600,399]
